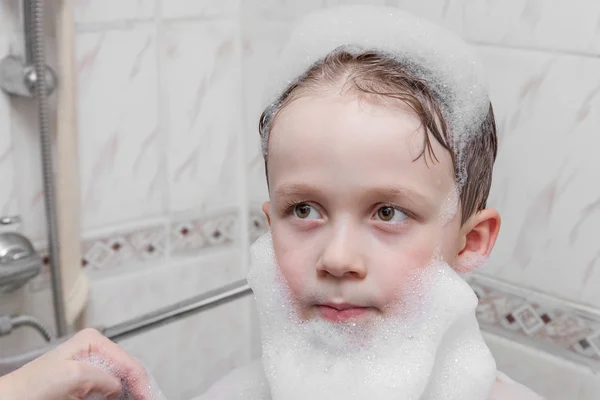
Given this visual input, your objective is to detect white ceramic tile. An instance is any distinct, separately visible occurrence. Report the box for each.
[476,45,600,307]
[164,20,241,214]
[450,0,600,55]
[162,0,240,20]
[244,0,600,55]
[0,0,22,37]
[484,332,600,400]
[85,247,244,328]
[385,0,465,33]
[242,0,328,21]
[175,296,252,398]
[0,37,17,218]
[75,0,154,24]
[243,0,462,34]
[9,96,47,242]
[77,25,163,231]
[118,321,180,397]
[241,21,291,205]
[119,296,252,399]
[326,0,388,6]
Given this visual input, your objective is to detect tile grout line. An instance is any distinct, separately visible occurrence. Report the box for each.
[154,0,172,263]
[470,40,600,59]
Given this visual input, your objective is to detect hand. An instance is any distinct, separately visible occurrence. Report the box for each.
[0,328,153,400]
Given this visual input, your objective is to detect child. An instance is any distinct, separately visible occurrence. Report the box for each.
[197,5,544,400]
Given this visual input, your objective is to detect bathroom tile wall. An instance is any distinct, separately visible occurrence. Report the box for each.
[0,0,252,397]
[0,4,15,219]
[73,4,253,396]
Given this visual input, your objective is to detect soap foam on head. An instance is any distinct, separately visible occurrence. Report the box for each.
[248,233,496,400]
[259,5,491,196]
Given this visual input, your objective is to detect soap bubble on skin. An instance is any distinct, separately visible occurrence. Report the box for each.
[77,354,166,400]
[439,185,460,226]
[247,232,496,400]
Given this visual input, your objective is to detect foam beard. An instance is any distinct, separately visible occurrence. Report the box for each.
[247,232,497,400]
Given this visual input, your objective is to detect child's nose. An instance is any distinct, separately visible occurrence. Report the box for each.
[316,228,366,280]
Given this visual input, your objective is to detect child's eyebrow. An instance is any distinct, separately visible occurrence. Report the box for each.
[367,185,435,210]
[274,183,435,210]
[274,183,322,198]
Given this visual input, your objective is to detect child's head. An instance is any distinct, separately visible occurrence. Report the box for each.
[258,48,500,321]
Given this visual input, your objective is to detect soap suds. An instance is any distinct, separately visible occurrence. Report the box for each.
[77,354,166,400]
[247,232,496,400]
[259,5,490,197]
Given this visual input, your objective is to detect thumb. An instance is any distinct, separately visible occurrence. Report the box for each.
[68,361,123,399]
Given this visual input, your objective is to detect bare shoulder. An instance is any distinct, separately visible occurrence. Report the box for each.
[489,371,545,400]
[191,360,271,400]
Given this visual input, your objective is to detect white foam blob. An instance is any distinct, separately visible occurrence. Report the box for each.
[439,185,460,225]
[247,232,496,400]
[77,354,166,400]
[260,5,490,193]
[454,253,489,274]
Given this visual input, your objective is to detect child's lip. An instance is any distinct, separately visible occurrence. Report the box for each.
[316,303,373,322]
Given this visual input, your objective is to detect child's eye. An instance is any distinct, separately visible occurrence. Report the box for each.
[375,206,408,222]
[293,203,321,220]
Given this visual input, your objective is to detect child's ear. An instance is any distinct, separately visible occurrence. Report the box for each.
[262,201,272,227]
[454,208,501,273]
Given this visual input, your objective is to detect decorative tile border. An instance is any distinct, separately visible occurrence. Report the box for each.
[170,210,239,257]
[28,208,241,292]
[81,224,167,270]
[469,274,600,370]
[249,208,269,243]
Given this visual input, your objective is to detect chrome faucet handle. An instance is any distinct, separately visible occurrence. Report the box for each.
[0,216,21,226]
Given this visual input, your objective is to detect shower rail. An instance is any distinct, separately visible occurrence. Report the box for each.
[103,280,252,342]
[0,280,253,376]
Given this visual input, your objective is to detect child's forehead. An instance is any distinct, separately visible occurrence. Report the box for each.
[269,93,456,203]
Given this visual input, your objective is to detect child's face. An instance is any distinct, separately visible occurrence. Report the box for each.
[263,87,476,322]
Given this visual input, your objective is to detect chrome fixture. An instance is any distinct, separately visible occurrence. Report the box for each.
[0,280,253,376]
[104,279,252,342]
[0,314,53,342]
[0,0,67,335]
[0,55,57,97]
[0,216,42,294]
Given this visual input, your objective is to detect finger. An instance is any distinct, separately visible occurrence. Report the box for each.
[62,329,151,397]
[61,329,144,377]
[67,361,123,398]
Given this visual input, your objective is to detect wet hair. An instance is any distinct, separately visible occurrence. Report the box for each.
[259,50,498,224]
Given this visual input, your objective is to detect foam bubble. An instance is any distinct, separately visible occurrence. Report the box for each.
[259,5,490,195]
[439,185,460,225]
[247,232,496,400]
[454,253,489,274]
[77,354,166,400]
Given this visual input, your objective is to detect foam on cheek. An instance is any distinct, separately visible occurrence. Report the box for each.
[248,233,496,400]
[77,354,165,400]
[439,185,460,225]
